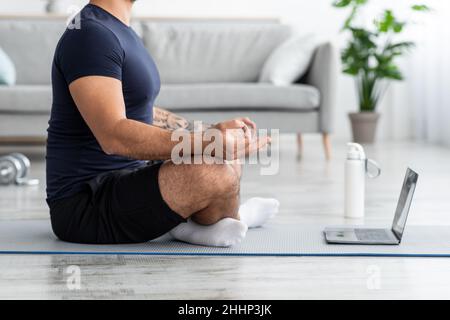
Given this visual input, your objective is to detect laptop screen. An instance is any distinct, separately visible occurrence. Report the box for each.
[391,168,419,240]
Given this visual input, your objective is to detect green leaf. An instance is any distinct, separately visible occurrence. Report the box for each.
[412,4,430,12]
[333,0,368,8]
[376,64,404,80]
[374,9,410,34]
[385,41,415,53]
[393,22,405,33]
[333,0,352,8]
[375,9,395,33]
[343,66,360,75]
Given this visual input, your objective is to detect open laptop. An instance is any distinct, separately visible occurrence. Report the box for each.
[324,168,418,245]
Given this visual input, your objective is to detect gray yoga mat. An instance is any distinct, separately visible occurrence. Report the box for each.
[1,219,450,257]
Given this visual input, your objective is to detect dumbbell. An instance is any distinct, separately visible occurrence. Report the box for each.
[0,153,39,186]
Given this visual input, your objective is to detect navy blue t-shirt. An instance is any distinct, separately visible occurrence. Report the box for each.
[46,4,161,202]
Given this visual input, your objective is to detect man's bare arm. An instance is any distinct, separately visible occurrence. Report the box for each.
[69,76,269,161]
[70,76,180,160]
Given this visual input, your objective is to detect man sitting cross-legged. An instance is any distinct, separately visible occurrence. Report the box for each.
[46,0,279,247]
[152,108,280,246]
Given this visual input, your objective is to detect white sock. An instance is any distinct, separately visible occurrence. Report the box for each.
[169,218,248,247]
[239,197,280,228]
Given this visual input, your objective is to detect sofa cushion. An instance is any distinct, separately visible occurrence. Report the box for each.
[0,19,66,85]
[0,46,16,85]
[0,83,319,115]
[259,34,317,86]
[155,83,320,111]
[142,22,291,84]
[0,85,52,113]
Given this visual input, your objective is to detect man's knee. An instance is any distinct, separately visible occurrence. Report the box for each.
[197,163,240,197]
[158,162,240,219]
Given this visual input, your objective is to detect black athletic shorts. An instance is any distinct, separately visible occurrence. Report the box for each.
[48,162,187,244]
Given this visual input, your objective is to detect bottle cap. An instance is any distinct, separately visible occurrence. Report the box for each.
[347,143,366,160]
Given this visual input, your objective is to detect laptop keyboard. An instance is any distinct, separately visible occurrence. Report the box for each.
[354,229,392,241]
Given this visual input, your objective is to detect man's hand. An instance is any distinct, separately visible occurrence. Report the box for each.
[211,118,270,160]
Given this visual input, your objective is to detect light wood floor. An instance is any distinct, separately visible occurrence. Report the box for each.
[1,135,450,299]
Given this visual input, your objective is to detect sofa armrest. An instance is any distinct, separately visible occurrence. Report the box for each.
[305,42,339,134]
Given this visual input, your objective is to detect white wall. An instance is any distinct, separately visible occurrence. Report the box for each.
[1,0,445,143]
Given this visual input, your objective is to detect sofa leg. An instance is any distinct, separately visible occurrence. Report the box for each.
[322,133,331,161]
[296,133,303,160]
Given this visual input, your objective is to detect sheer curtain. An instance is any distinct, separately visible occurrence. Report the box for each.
[409,1,450,147]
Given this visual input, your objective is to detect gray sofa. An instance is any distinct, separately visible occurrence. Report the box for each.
[0,16,338,156]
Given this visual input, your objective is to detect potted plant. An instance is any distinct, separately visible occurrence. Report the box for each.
[333,0,429,143]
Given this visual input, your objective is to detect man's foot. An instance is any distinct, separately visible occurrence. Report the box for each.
[169,218,248,247]
[239,197,280,228]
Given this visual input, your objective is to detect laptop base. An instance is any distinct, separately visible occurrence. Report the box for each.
[324,228,400,245]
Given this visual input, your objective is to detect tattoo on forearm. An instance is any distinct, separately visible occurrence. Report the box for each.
[153,107,212,131]
[153,107,189,130]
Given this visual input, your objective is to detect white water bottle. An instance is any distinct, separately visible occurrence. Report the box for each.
[345,143,367,219]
